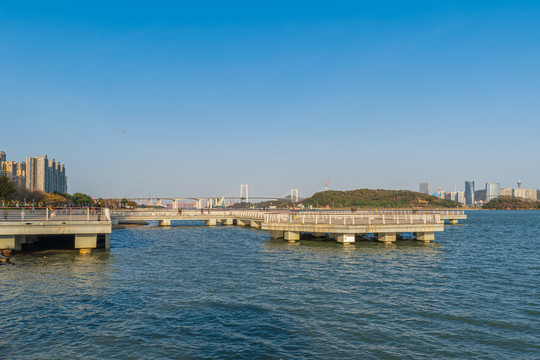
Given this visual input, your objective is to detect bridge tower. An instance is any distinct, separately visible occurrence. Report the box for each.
[240,184,249,203]
[291,189,299,202]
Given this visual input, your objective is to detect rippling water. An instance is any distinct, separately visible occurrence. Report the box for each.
[1,211,539,359]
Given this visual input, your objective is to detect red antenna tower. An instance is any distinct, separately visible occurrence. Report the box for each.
[324,179,329,191]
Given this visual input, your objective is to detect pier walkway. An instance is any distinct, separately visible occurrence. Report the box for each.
[0,208,465,252]
[0,208,111,252]
[111,209,466,244]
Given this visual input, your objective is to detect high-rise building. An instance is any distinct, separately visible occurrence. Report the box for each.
[26,155,48,192]
[501,181,537,201]
[0,151,6,176]
[26,155,67,193]
[419,182,429,194]
[465,181,475,205]
[500,188,512,196]
[513,188,537,201]
[2,161,26,187]
[486,182,500,203]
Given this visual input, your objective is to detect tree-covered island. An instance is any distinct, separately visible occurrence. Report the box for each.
[303,189,460,208]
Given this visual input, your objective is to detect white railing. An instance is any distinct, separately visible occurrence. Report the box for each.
[0,208,111,222]
[110,208,453,225]
[263,212,442,225]
[111,209,269,219]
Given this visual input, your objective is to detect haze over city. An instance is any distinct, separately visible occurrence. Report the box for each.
[2,1,539,197]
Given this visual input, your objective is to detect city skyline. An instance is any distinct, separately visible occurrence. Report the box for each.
[1,1,540,197]
[2,147,539,199]
[0,151,68,194]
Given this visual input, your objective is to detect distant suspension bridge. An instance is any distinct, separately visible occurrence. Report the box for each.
[115,184,300,209]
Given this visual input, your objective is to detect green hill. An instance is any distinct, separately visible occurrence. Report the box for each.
[302,189,460,208]
[483,196,540,210]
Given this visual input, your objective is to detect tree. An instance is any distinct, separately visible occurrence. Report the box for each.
[0,176,16,205]
[16,186,46,206]
[46,193,68,207]
[71,193,94,206]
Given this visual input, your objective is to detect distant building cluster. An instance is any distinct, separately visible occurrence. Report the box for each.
[0,151,68,193]
[419,180,539,206]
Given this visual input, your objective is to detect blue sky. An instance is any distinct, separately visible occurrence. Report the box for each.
[1,1,539,198]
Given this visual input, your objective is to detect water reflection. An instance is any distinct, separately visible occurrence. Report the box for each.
[263,238,442,255]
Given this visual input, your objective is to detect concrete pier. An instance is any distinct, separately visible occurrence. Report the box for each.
[109,209,455,245]
[284,231,300,242]
[0,221,111,251]
[158,219,171,226]
[336,234,355,245]
[75,234,97,249]
[415,232,435,242]
[222,218,234,226]
[377,233,397,243]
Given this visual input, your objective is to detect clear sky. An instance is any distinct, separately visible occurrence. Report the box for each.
[1,1,539,198]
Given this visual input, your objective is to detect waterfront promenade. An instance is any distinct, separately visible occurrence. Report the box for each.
[0,208,466,252]
[0,208,111,252]
[111,209,466,244]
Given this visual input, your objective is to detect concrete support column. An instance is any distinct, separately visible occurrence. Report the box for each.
[236,219,247,226]
[205,219,217,226]
[415,232,435,242]
[104,234,111,249]
[222,218,234,226]
[336,234,355,245]
[448,219,458,225]
[0,235,16,250]
[249,220,261,228]
[172,200,178,210]
[75,234,97,249]
[111,219,119,225]
[269,230,284,239]
[158,219,171,226]
[377,233,396,243]
[284,231,300,242]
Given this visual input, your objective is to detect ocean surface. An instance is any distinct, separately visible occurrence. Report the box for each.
[1,210,539,359]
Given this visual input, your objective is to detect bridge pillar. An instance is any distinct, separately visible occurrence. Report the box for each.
[377,233,396,243]
[415,232,435,242]
[336,234,355,245]
[222,218,234,226]
[0,235,27,250]
[0,235,16,250]
[205,219,217,226]
[159,219,171,226]
[195,200,202,209]
[269,230,284,239]
[236,219,247,226]
[104,234,110,249]
[172,200,178,210]
[284,231,300,242]
[249,220,261,229]
[75,234,97,249]
[448,219,458,225]
[111,219,119,225]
